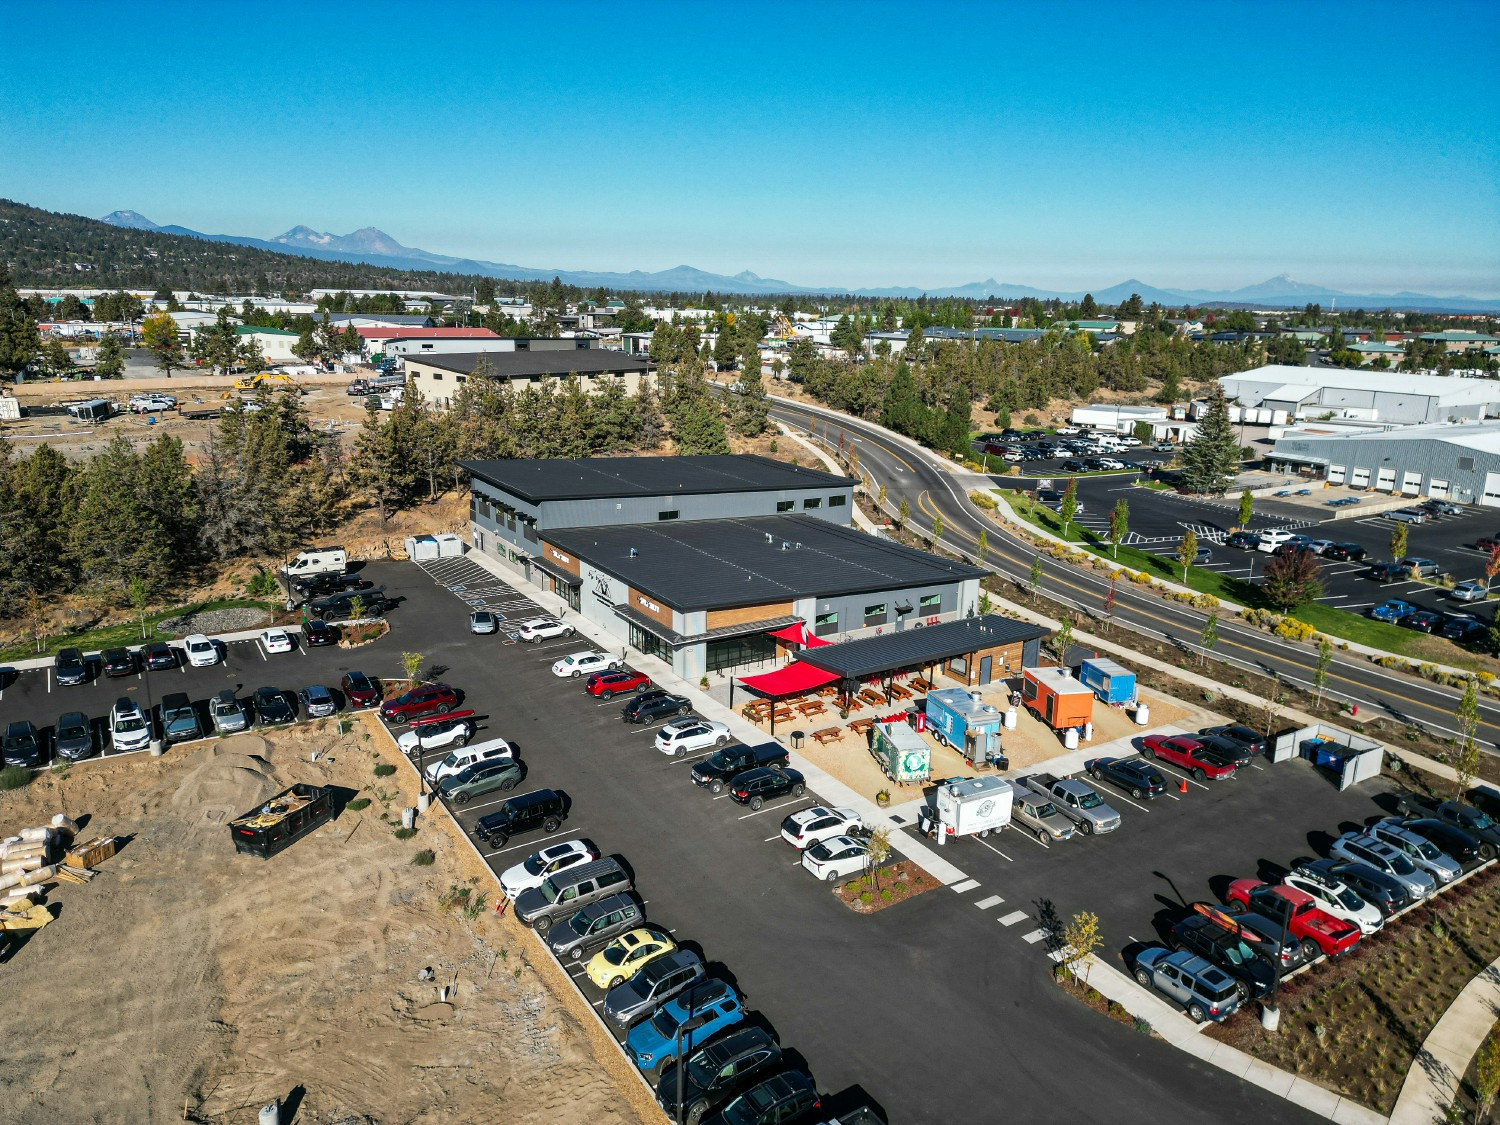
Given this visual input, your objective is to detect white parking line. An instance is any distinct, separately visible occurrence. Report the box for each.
[998,910,1029,926]
[1012,830,1050,849]
[481,838,551,858]
[950,879,980,894]
[763,834,785,843]
[975,895,1005,910]
[737,800,810,820]
[1021,929,1048,944]
[1107,791,1153,813]
[1152,762,1210,790]
[973,836,1013,861]
[256,643,267,661]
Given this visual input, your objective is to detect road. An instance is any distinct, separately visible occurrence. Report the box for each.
[766,396,1500,749]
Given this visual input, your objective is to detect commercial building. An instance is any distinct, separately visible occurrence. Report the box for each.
[234,325,300,362]
[463,454,855,571]
[1220,365,1500,426]
[404,348,653,407]
[1269,420,1500,506]
[538,514,986,679]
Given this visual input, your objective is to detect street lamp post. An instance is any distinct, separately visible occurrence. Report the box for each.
[673,1002,711,1125]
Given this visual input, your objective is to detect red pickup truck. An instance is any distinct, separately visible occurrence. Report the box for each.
[1224,879,1361,959]
[1140,735,1237,781]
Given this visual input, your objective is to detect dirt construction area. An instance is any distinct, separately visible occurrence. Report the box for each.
[0,716,644,1125]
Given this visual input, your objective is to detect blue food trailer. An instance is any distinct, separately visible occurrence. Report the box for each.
[925,687,1007,770]
[1077,657,1136,706]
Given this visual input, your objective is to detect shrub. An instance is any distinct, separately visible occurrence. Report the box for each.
[0,765,32,791]
[373,763,396,777]
[859,892,873,905]
[1132,1018,1153,1035]
[895,882,908,894]
[879,888,892,900]
[1274,618,1316,642]
[393,826,417,840]
[346,797,371,811]
[968,490,998,510]
[411,849,435,866]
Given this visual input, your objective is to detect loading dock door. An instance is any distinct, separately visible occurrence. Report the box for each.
[1351,467,1370,487]
[1400,471,1421,495]
[1328,464,1346,484]
[1429,479,1450,499]
[1485,472,1500,509]
[1376,468,1397,491]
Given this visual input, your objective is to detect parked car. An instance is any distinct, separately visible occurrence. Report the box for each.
[622,691,692,725]
[1423,499,1463,516]
[654,718,732,757]
[1402,610,1443,633]
[1444,617,1487,644]
[474,788,567,848]
[1281,869,1384,935]
[1140,735,1237,780]
[1370,599,1419,623]
[1467,786,1500,821]
[439,757,525,805]
[159,691,202,743]
[1224,880,1361,959]
[298,684,338,719]
[1011,789,1075,843]
[423,735,513,784]
[101,647,137,677]
[1256,529,1294,553]
[1293,857,1411,918]
[628,979,745,1076]
[1393,817,1482,866]
[340,671,381,709]
[692,743,789,794]
[310,592,385,621]
[2,720,44,768]
[1132,947,1244,1023]
[655,1026,784,1125]
[586,669,652,698]
[1328,831,1436,900]
[513,856,632,932]
[253,686,295,726]
[469,610,500,634]
[1475,536,1500,554]
[1085,755,1167,799]
[800,835,871,882]
[110,696,152,753]
[1399,556,1440,578]
[781,806,861,850]
[211,689,249,734]
[544,891,645,961]
[517,616,575,643]
[184,634,220,667]
[1193,735,1253,771]
[1367,562,1409,582]
[1168,915,1276,999]
[1449,581,1489,603]
[52,710,95,762]
[380,682,458,724]
[303,619,340,647]
[500,839,598,900]
[1198,724,1266,757]
[1388,508,1427,525]
[585,924,675,989]
[552,650,619,679]
[702,1072,821,1125]
[603,948,706,1029]
[1226,531,1261,550]
[1397,795,1500,859]
[1323,542,1368,562]
[1060,459,1086,473]
[260,628,294,655]
[396,713,475,755]
[728,766,806,810]
[54,647,89,686]
[1187,904,1308,969]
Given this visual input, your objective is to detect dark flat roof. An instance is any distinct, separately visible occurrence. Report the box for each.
[463,454,854,504]
[407,351,652,378]
[799,615,1049,680]
[544,515,984,612]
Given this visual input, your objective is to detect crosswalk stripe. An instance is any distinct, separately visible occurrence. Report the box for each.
[949,879,980,894]
[1021,929,1048,944]
[998,910,1029,926]
[975,895,1004,910]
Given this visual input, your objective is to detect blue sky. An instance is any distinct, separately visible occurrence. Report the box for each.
[3,0,1497,296]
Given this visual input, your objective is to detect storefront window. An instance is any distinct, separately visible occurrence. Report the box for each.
[706,631,777,673]
[919,593,941,611]
[863,603,888,627]
[629,624,673,664]
[814,611,839,636]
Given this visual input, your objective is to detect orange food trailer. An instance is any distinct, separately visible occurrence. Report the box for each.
[1021,666,1095,729]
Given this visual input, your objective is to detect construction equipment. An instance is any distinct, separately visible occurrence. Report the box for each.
[232,372,298,392]
[770,313,798,340]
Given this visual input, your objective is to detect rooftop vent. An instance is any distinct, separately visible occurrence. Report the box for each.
[781,541,791,551]
[628,547,639,558]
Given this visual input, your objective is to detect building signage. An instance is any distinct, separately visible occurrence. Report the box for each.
[548,548,571,565]
[637,594,662,614]
[591,572,615,607]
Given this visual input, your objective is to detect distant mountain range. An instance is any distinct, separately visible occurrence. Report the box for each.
[98,210,1499,312]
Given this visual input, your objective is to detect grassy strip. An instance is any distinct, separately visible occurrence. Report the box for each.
[0,598,279,662]
[1003,492,1424,655]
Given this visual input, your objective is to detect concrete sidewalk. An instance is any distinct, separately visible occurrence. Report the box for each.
[1390,954,1500,1124]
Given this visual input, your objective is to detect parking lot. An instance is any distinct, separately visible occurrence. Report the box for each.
[0,557,1330,1123]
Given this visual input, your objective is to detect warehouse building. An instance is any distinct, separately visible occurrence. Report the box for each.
[537,514,986,679]
[405,349,653,407]
[1269,420,1500,507]
[463,454,856,573]
[1220,365,1500,426]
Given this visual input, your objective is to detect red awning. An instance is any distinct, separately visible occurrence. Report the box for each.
[803,633,832,648]
[768,621,834,648]
[737,661,840,697]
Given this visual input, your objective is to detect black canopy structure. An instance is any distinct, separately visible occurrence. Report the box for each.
[798,615,1048,682]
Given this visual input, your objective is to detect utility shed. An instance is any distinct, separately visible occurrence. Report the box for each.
[1021,667,1094,730]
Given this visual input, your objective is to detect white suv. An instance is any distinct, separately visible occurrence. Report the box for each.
[518,617,575,643]
[130,393,177,413]
[1256,529,1294,553]
[1281,870,1384,935]
[110,697,152,753]
[654,718,731,757]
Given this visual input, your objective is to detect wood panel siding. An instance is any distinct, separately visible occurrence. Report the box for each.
[627,586,675,629]
[705,601,794,630]
[540,542,581,576]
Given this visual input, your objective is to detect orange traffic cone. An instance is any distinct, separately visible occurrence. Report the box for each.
[1179,776,1189,794]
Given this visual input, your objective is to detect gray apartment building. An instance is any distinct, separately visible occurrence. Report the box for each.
[538,514,986,679]
[462,454,858,575]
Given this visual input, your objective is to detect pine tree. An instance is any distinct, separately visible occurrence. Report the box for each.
[141,310,184,377]
[731,361,770,437]
[1178,386,1240,494]
[0,264,41,377]
[95,331,125,378]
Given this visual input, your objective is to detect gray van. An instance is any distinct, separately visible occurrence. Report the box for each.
[512,857,632,932]
[545,892,645,960]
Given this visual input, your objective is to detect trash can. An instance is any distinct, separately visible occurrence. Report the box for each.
[789,731,806,750]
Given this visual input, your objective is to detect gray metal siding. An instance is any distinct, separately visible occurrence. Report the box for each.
[809,582,968,637]
[539,488,853,529]
[1280,436,1500,507]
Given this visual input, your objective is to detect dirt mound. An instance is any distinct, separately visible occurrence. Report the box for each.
[170,737,282,827]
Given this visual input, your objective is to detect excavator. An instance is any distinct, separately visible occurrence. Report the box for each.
[232,371,299,392]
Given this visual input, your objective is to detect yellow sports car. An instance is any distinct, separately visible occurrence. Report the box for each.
[585,925,676,990]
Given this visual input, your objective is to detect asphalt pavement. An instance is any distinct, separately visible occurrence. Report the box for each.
[768,396,1500,749]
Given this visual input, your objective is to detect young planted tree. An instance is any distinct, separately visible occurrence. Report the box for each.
[1261,548,1324,610]
[1199,611,1219,666]
[141,311,184,377]
[1313,637,1333,703]
[930,514,944,547]
[401,651,425,686]
[1103,571,1118,631]
[876,483,887,513]
[1059,478,1078,537]
[896,496,910,528]
[1454,677,1482,800]
[1052,613,1074,664]
[1029,554,1043,602]
[1108,498,1129,559]
[1059,910,1103,985]
[1238,488,1254,529]
[1389,521,1409,565]
[864,826,892,892]
[1486,542,1500,592]
[1177,528,1198,584]
[976,528,988,562]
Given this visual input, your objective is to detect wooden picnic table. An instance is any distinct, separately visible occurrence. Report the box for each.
[858,688,887,706]
[796,700,826,717]
[811,726,843,746]
[886,683,912,701]
[770,707,794,722]
[910,677,933,692]
[848,718,876,736]
[816,686,839,698]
